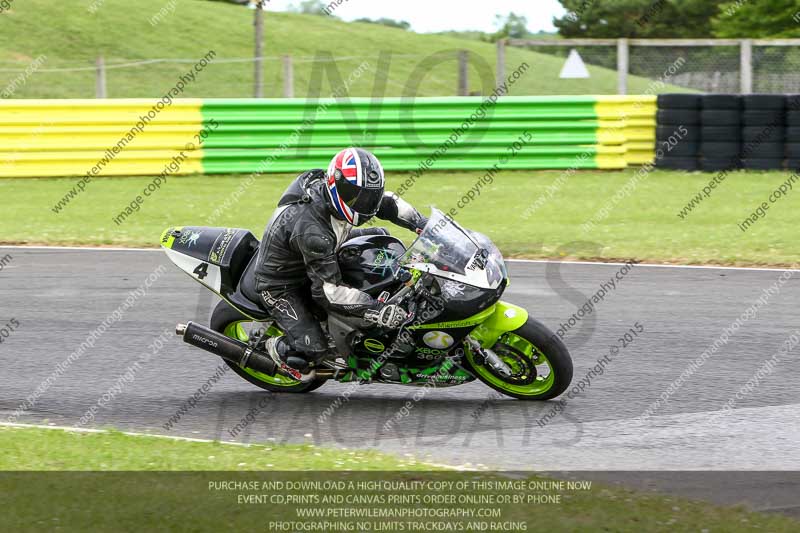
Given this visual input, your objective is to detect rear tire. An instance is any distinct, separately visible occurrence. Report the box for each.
[464,318,573,401]
[210,300,327,393]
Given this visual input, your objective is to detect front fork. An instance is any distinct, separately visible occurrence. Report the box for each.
[466,336,512,377]
[465,301,529,376]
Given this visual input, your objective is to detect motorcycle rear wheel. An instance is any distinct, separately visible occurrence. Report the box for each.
[210,300,327,393]
[465,317,573,400]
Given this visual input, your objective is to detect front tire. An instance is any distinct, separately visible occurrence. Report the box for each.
[210,300,326,393]
[465,317,573,400]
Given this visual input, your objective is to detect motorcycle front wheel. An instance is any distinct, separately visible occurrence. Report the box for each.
[464,317,573,400]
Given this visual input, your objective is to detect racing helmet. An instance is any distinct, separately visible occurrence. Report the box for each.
[325,148,385,226]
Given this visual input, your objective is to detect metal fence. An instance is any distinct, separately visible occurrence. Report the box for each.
[503,38,800,95]
[3,39,800,99]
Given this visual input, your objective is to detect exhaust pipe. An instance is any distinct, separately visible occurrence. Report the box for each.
[176,321,278,377]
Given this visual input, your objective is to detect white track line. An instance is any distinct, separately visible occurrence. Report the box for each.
[0,244,800,272]
[1,244,797,272]
[0,245,157,252]
[507,258,800,273]
[0,421,260,447]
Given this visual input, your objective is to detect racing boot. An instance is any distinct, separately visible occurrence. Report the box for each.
[264,336,316,382]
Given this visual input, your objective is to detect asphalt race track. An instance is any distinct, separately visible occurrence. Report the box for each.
[2,247,799,515]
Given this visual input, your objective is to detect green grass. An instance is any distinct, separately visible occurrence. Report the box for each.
[0,0,684,98]
[1,426,797,532]
[2,169,798,266]
[0,425,415,470]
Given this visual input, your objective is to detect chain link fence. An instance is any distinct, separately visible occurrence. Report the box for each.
[3,40,800,99]
[753,45,800,93]
[630,44,740,94]
[0,56,379,99]
[507,39,800,95]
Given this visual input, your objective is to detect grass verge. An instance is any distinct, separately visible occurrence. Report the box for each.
[2,169,799,266]
[1,0,684,98]
[0,426,798,532]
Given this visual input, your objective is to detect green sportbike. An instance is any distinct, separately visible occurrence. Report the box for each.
[162,208,572,400]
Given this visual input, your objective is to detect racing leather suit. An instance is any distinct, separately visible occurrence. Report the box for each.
[252,169,428,363]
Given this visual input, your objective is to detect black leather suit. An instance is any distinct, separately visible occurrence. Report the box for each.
[253,170,428,362]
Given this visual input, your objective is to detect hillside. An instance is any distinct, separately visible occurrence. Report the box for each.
[0,0,685,98]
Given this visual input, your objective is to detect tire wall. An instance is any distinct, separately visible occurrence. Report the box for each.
[655,93,800,172]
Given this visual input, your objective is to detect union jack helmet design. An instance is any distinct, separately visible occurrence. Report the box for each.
[325,148,385,226]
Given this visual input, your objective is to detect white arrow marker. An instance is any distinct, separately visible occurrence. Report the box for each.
[560,49,591,79]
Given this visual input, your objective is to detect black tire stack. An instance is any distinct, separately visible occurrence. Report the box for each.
[740,95,785,171]
[655,94,701,170]
[699,94,741,172]
[786,94,800,171]
[656,93,800,172]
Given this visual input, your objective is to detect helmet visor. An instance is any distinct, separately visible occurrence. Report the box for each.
[336,176,384,217]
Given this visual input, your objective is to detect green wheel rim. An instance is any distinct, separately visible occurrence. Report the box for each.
[223,321,300,387]
[466,332,556,396]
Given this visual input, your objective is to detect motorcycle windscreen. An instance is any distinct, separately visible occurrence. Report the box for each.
[395,209,478,275]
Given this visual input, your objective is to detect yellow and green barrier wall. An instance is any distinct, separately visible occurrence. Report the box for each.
[0,96,656,178]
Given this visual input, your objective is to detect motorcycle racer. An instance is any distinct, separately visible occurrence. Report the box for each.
[251,148,428,371]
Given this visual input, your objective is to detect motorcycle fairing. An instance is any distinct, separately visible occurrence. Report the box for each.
[160,225,259,299]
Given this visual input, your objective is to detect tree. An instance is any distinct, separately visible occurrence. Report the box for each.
[493,12,531,40]
[712,0,800,38]
[554,0,725,38]
[287,0,330,16]
[354,17,411,30]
